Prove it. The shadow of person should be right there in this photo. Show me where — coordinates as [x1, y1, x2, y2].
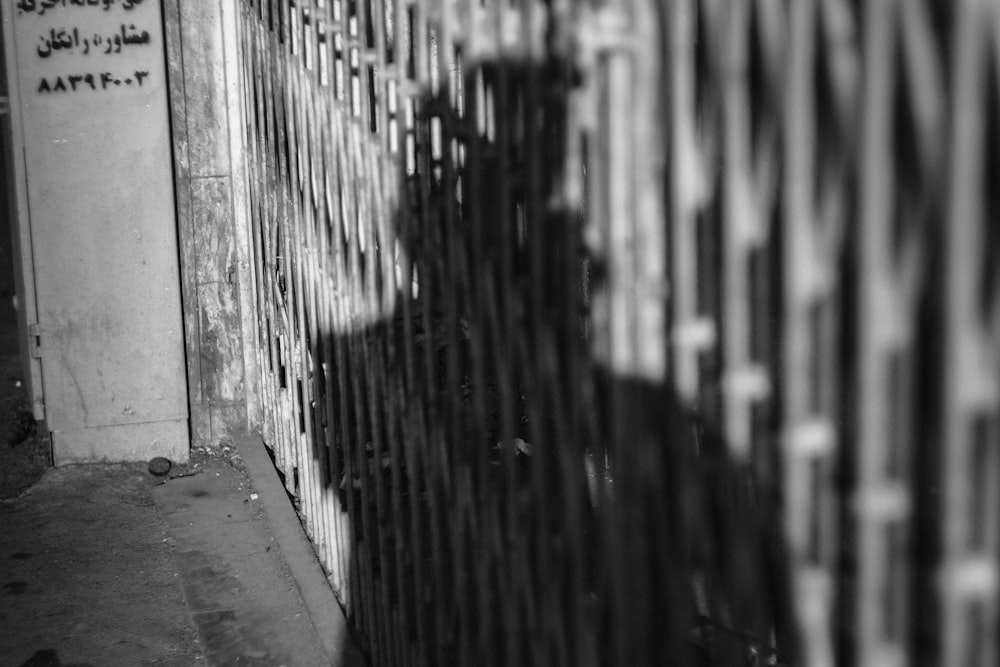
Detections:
[288, 44, 801, 667]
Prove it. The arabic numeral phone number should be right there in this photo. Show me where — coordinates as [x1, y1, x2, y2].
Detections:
[38, 70, 150, 93]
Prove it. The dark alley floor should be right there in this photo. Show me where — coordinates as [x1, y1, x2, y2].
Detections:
[0, 450, 363, 666]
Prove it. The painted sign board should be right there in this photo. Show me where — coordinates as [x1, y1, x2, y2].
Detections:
[2, 0, 188, 462]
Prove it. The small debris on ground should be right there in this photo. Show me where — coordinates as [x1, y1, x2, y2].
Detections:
[148, 457, 172, 477]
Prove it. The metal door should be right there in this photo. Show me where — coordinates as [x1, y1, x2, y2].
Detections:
[1, 1, 188, 463]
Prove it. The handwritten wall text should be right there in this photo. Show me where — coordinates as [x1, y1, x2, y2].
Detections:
[17, 0, 146, 16]
[37, 24, 151, 58]
[20, 0, 159, 94]
[37, 70, 150, 92]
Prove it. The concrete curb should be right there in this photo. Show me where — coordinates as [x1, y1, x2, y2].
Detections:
[234, 433, 368, 667]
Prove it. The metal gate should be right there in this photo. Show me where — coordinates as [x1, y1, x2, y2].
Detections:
[235, 1, 1000, 665]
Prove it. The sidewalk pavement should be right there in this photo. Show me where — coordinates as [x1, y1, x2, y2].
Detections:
[0, 438, 365, 667]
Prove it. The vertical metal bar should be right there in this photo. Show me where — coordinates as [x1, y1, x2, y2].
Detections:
[669, 0, 708, 409]
[942, 3, 1000, 666]
[782, 2, 838, 666]
[856, 0, 893, 662]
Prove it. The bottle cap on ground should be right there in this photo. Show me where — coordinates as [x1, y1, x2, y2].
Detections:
[148, 456, 172, 477]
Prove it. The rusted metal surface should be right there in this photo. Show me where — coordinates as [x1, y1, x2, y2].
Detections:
[235, 0, 1000, 665]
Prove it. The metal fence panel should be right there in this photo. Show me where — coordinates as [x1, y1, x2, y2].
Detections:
[235, 0, 1000, 665]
